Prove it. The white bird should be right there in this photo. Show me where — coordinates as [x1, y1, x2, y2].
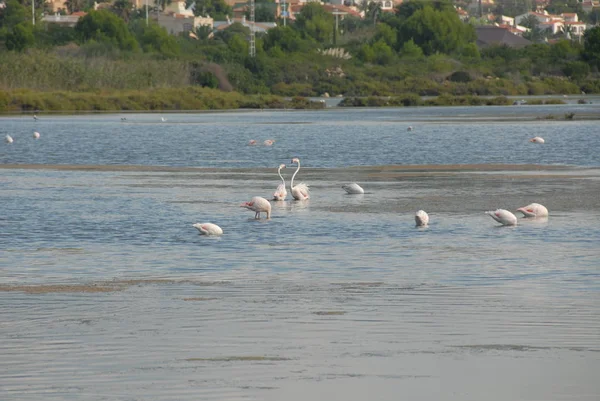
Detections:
[516, 203, 548, 218]
[530, 136, 545, 144]
[248, 139, 257, 146]
[263, 139, 275, 146]
[5, 134, 13, 144]
[407, 126, 413, 131]
[415, 210, 429, 227]
[33, 115, 37, 121]
[485, 209, 518, 226]
[33, 131, 40, 139]
[161, 117, 167, 122]
[273, 164, 287, 201]
[342, 183, 364, 194]
[193, 222, 223, 236]
[241, 196, 272, 219]
[290, 157, 310, 201]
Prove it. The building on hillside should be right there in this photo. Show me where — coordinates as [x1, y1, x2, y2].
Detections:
[156, 0, 213, 35]
[213, 15, 277, 33]
[580, 0, 599, 13]
[42, 11, 87, 27]
[475, 26, 532, 48]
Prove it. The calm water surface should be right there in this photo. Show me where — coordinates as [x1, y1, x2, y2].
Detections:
[1, 107, 599, 401]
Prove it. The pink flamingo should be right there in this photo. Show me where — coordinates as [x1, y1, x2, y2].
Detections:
[290, 157, 310, 201]
[273, 164, 287, 201]
[241, 196, 271, 219]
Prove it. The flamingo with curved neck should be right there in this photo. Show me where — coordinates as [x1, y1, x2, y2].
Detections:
[273, 164, 287, 201]
[290, 157, 310, 201]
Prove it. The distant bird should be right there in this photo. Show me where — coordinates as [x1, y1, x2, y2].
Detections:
[248, 139, 257, 146]
[516, 203, 548, 218]
[342, 183, 364, 194]
[415, 210, 429, 227]
[161, 117, 167, 122]
[193, 222, 223, 236]
[530, 136, 545, 144]
[33, 115, 37, 121]
[263, 139, 275, 146]
[241, 196, 272, 219]
[33, 131, 40, 139]
[273, 164, 287, 201]
[407, 126, 413, 131]
[485, 209, 518, 226]
[121, 117, 127, 121]
[5, 134, 13, 144]
[290, 157, 310, 201]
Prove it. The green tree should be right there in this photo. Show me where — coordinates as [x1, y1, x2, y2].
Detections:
[5, 22, 35, 51]
[0, 0, 30, 30]
[64, 0, 86, 13]
[137, 21, 180, 56]
[262, 25, 313, 52]
[373, 20, 396, 47]
[75, 10, 139, 51]
[294, 3, 334, 44]
[399, 38, 423, 58]
[396, 2, 476, 55]
[188, 0, 231, 20]
[581, 26, 600, 70]
[372, 39, 394, 64]
[111, 0, 133, 23]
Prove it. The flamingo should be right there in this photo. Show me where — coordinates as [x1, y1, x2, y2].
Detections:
[33, 131, 40, 139]
[530, 136, 545, 144]
[273, 164, 287, 201]
[241, 196, 271, 219]
[290, 157, 310, 201]
[485, 209, 517, 226]
[415, 210, 429, 227]
[342, 183, 364, 194]
[263, 139, 275, 146]
[516, 203, 548, 218]
[193, 222, 223, 236]
[5, 135, 13, 144]
[407, 126, 413, 131]
[33, 115, 37, 121]
[161, 117, 167, 122]
[248, 139, 257, 146]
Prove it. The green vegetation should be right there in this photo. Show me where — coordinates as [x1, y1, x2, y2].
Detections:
[0, 0, 599, 112]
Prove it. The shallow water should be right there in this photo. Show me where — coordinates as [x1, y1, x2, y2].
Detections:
[1, 108, 600, 401]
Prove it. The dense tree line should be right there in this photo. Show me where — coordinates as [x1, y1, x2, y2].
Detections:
[0, 0, 599, 97]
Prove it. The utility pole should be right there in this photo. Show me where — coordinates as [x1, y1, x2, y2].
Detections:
[249, 0, 256, 57]
[282, 0, 287, 27]
[146, 0, 149, 26]
[32, 0, 35, 25]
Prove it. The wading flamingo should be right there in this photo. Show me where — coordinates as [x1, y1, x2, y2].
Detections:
[516, 203, 548, 218]
[248, 139, 257, 146]
[241, 196, 272, 219]
[33, 131, 40, 139]
[342, 183, 364, 194]
[415, 210, 429, 227]
[193, 223, 223, 236]
[263, 139, 275, 146]
[530, 137, 545, 144]
[290, 157, 310, 201]
[485, 209, 518, 226]
[273, 164, 287, 201]
[6, 135, 13, 144]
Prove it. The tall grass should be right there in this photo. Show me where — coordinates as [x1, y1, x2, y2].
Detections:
[0, 50, 191, 91]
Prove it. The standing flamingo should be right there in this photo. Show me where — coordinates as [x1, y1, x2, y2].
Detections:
[415, 210, 429, 227]
[485, 209, 518, 226]
[241, 196, 272, 219]
[5, 135, 13, 144]
[516, 203, 548, 218]
[530, 137, 545, 144]
[273, 164, 287, 201]
[193, 223, 223, 236]
[33, 131, 40, 139]
[290, 157, 310, 201]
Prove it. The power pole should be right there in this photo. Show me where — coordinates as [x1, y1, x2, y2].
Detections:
[249, 0, 256, 57]
[146, 0, 149, 26]
[32, 0, 35, 25]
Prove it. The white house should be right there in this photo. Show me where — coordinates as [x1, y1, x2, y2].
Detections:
[156, 0, 213, 35]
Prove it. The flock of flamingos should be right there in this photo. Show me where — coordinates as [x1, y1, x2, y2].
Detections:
[191, 135, 550, 237]
[4, 123, 549, 237]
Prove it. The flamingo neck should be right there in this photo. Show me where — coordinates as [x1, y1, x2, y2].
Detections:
[291, 162, 300, 190]
[278, 168, 285, 186]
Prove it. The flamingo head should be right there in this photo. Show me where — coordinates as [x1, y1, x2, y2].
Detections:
[516, 207, 536, 217]
[240, 201, 254, 209]
[278, 163, 286, 170]
[291, 157, 300, 164]
[248, 140, 257, 145]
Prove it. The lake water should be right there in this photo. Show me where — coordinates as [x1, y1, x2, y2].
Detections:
[1, 106, 600, 401]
